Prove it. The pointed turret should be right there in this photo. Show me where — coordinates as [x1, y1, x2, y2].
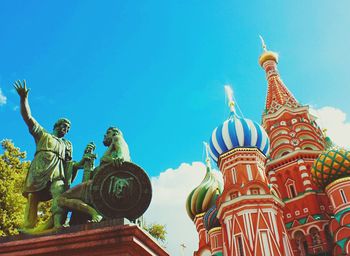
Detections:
[208, 85, 294, 256]
[259, 36, 300, 115]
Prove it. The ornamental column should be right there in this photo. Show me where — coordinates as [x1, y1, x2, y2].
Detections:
[298, 159, 313, 191]
[268, 169, 279, 189]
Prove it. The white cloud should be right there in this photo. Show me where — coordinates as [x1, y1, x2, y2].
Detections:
[0, 88, 7, 105]
[145, 162, 222, 256]
[310, 106, 350, 148]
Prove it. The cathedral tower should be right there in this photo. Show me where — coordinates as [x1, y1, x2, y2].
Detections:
[259, 38, 333, 255]
[209, 87, 294, 256]
[186, 146, 223, 256]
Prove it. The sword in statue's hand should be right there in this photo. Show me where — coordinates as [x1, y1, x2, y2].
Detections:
[82, 142, 97, 182]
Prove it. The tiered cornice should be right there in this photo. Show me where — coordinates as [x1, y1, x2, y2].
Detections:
[266, 112, 325, 160]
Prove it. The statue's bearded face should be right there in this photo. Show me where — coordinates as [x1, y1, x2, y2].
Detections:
[103, 128, 120, 146]
[55, 122, 70, 138]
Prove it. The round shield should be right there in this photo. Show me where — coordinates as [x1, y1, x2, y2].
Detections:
[90, 161, 152, 220]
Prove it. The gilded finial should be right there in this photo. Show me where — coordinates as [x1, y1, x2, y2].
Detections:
[322, 128, 328, 136]
[258, 36, 279, 66]
[322, 128, 336, 150]
[203, 141, 212, 170]
[259, 35, 267, 52]
[224, 85, 235, 114]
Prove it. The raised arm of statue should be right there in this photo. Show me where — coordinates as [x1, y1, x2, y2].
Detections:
[14, 80, 38, 134]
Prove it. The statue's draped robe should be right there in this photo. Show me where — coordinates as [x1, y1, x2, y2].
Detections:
[23, 120, 72, 201]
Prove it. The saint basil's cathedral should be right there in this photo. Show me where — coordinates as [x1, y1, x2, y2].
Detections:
[186, 41, 350, 256]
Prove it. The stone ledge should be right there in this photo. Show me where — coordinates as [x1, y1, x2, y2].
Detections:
[0, 219, 169, 256]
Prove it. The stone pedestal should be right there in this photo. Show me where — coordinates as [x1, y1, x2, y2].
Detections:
[0, 219, 169, 256]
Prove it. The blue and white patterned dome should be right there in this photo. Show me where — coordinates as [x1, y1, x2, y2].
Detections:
[209, 113, 270, 162]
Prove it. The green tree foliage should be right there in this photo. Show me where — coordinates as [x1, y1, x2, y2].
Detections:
[0, 140, 51, 236]
[0, 140, 29, 236]
[144, 222, 167, 243]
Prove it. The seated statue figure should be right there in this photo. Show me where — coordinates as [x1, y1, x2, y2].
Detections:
[58, 126, 131, 223]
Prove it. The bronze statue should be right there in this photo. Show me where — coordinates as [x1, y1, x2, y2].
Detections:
[15, 80, 152, 233]
[58, 127, 152, 225]
[58, 127, 131, 223]
[14, 80, 84, 231]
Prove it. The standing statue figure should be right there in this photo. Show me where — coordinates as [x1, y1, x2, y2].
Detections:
[14, 80, 82, 231]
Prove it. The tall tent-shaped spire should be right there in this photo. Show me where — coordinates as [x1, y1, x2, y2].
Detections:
[258, 36, 300, 115]
[259, 38, 333, 255]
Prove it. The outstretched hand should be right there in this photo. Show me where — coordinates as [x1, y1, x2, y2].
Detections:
[14, 80, 29, 99]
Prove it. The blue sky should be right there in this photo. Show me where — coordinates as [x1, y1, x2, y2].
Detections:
[1, 1, 350, 254]
[1, 1, 349, 177]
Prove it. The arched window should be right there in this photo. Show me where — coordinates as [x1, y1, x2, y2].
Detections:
[289, 185, 297, 197]
[285, 179, 297, 198]
[238, 236, 244, 256]
[302, 144, 321, 150]
[299, 135, 315, 141]
[232, 168, 237, 184]
[274, 138, 289, 148]
[294, 231, 308, 256]
[324, 224, 333, 246]
[340, 189, 347, 203]
[310, 227, 321, 246]
[295, 125, 312, 132]
[281, 151, 290, 156]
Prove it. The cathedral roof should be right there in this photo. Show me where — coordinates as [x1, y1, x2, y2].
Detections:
[311, 147, 350, 190]
[203, 205, 220, 231]
[208, 86, 270, 163]
[186, 145, 223, 221]
[259, 37, 300, 115]
[209, 113, 270, 162]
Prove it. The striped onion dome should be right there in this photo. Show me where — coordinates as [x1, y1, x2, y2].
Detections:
[311, 147, 350, 190]
[186, 165, 223, 221]
[209, 112, 270, 162]
[203, 205, 220, 231]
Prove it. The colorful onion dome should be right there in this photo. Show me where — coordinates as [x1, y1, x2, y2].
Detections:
[203, 205, 220, 231]
[209, 112, 270, 162]
[186, 162, 223, 221]
[311, 148, 350, 190]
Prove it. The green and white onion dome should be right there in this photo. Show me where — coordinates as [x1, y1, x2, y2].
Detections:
[186, 164, 223, 221]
